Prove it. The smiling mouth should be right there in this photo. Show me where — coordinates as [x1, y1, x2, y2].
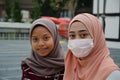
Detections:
[38, 48, 47, 54]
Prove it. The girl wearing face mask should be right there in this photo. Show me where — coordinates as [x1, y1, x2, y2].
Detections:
[21, 18, 64, 80]
[63, 13, 120, 80]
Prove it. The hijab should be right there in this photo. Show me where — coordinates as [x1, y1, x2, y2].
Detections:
[63, 13, 119, 80]
[22, 18, 64, 76]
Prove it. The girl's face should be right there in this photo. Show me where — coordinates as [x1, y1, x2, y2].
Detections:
[31, 26, 54, 57]
[69, 21, 91, 40]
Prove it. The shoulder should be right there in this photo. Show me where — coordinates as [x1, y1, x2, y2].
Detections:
[21, 64, 44, 80]
[106, 70, 120, 80]
[21, 64, 33, 80]
[21, 64, 64, 80]
[21, 63, 29, 70]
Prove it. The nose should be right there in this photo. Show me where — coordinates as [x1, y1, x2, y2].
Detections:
[76, 35, 80, 39]
[38, 40, 44, 47]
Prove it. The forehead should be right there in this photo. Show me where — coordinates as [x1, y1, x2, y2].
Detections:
[32, 26, 51, 35]
[69, 21, 88, 31]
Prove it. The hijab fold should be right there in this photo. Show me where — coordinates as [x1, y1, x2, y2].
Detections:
[22, 18, 64, 76]
[63, 13, 119, 80]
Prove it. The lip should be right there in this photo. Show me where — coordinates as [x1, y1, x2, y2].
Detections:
[37, 48, 47, 54]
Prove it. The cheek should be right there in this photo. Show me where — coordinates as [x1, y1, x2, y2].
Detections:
[48, 39, 54, 51]
[49, 41, 54, 49]
[87, 36, 92, 39]
[31, 42, 37, 51]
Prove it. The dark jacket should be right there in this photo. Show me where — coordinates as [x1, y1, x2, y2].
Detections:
[21, 64, 64, 80]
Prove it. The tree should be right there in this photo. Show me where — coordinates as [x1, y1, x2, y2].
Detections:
[69, 0, 78, 18]
[30, 0, 69, 21]
[4, 0, 12, 21]
[30, 0, 42, 21]
[74, 0, 93, 15]
[40, 0, 64, 17]
[41, 0, 70, 17]
[41, 0, 56, 17]
[11, 0, 22, 22]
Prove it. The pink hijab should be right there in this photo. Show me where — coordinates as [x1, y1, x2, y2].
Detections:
[63, 13, 119, 80]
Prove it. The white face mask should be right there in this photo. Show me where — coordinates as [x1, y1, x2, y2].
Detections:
[68, 39, 94, 58]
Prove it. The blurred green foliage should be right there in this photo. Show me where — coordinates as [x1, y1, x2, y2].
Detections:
[4, 0, 22, 22]
[4, 0, 92, 22]
[30, 0, 70, 21]
[12, 0, 22, 22]
[4, 0, 12, 21]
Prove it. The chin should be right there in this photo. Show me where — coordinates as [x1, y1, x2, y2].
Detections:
[40, 53, 48, 57]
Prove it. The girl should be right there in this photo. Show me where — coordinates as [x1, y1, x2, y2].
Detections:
[21, 18, 64, 80]
[63, 13, 120, 80]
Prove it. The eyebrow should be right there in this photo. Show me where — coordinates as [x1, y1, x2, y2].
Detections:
[69, 31, 75, 34]
[69, 30, 88, 33]
[78, 30, 88, 32]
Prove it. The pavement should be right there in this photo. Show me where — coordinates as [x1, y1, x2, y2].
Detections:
[0, 40, 120, 80]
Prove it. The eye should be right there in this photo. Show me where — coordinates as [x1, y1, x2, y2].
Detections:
[69, 34, 76, 39]
[79, 33, 90, 39]
[32, 37, 38, 42]
[43, 36, 50, 41]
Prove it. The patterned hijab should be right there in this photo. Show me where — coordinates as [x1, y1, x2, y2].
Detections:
[63, 13, 119, 80]
[22, 18, 64, 76]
